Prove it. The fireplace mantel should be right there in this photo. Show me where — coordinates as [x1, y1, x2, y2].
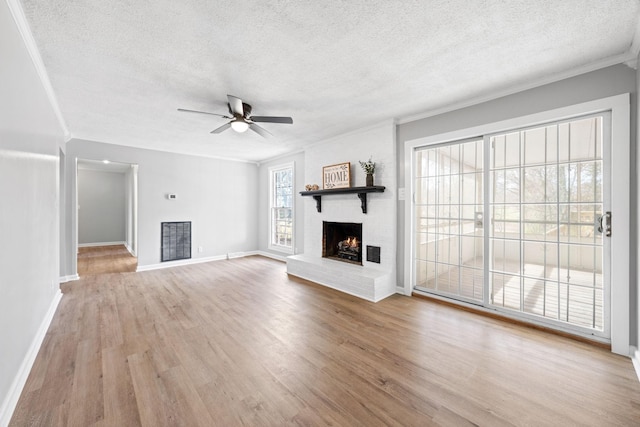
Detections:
[300, 186, 385, 214]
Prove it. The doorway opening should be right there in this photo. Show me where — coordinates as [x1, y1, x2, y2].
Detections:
[76, 159, 138, 275]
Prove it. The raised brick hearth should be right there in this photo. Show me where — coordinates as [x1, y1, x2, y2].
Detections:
[286, 123, 397, 302]
[287, 254, 395, 302]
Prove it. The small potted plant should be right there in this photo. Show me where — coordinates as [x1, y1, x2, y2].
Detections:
[359, 157, 376, 187]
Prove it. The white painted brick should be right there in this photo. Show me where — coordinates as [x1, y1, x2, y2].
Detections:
[287, 123, 397, 302]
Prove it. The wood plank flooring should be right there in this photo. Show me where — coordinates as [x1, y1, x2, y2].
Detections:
[77, 245, 137, 276]
[10, 252, 640, 426]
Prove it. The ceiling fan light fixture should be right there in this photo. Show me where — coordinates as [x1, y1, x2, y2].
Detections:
[178, 95, 292, 138]
[231, 118, 249, 133]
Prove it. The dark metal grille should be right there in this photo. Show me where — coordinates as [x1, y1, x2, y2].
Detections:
[367, 245, 381, 263]
[161, 221, 191, 262]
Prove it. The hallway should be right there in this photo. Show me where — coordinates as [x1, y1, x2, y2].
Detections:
[77, 245, 137, 276]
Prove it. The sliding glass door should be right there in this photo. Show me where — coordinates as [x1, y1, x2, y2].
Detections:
[414, 139, 484, 303]
[412, 114, 610, 338]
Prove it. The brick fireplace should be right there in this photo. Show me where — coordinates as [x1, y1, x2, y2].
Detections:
[285, 123, 398, 302]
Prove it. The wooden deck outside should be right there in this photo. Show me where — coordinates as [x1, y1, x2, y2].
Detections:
[419, 257, 603, 330]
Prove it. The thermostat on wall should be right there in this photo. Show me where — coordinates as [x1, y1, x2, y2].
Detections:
[166, 194, 177, 200]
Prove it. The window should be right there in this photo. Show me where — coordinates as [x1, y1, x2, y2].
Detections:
[269, 163, 294, 252]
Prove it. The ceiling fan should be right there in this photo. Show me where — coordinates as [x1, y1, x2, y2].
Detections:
[178, 94, 293, 138]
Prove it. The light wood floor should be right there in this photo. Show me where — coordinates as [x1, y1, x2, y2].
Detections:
[10, 252, 640, 426]
[77, 245, 137, 276]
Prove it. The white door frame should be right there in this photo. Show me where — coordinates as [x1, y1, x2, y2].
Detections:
[74, 158, 139, 274]
[404, 93, 630, 356]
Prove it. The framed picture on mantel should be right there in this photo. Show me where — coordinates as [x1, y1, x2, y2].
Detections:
[323, 162, 351, 189]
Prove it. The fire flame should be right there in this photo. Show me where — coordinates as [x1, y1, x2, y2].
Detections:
[345, 236, 358, 247]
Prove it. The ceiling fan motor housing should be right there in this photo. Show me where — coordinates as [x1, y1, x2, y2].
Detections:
[228, 102, 252, 118]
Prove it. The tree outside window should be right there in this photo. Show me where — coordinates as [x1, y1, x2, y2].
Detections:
[270, 164, 294, 252]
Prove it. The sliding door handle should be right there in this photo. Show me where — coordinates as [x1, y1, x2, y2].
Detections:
[597, 212, 611, 237]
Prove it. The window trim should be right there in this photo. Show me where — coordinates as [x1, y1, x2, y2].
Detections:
[404, 94, 630, 355]
[268, 162, 295, 254]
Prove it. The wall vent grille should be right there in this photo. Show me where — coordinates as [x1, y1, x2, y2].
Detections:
[161, 221, 191, 262]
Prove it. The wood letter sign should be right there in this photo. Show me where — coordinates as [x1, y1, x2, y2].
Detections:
[323, 162, 351, 189]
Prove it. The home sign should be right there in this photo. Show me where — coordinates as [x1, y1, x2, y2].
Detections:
[323, 162, 351, 189]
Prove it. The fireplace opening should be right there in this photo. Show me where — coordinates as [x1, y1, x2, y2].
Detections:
[323, 221, 363, 265]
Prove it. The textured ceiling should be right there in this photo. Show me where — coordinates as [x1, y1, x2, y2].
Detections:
[20, 0, 640, 162]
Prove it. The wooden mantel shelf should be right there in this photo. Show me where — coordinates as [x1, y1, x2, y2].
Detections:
[299, 186, 386, 214]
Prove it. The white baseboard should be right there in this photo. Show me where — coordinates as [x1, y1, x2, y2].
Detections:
[124, 243, 136, 257]
[395, 286, 405, 295]
[254, 251, 287, 262]
[0, 290, 62, 427]
[631, 346, 640, 382]
[78, 241, 125, 248]
[227, 251, 256, 259]
[137, 255, 227, 272]
[135, 250, 286, 273]
[59, 274, 79, 283]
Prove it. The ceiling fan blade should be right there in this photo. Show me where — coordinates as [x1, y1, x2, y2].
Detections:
[177, 108, 230, 118]
[250, 116, 293, 124]
[210, 123, 231, 134]
[227, 95, 244, 116]
[249, 123, 273, 139]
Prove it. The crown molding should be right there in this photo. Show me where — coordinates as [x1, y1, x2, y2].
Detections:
[6, 0, 70, 138]
[303, 119, 396, 152]
[623, 56, 638, 69]
[258, 119, 397, 165]
[624, 14, 640, 69]
[256, 148, 305, 166]
[69, 136, 261, 165]
[397, 52, 636, 125]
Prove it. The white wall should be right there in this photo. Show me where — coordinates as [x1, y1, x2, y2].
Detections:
[257, 152, 305, 259]
[0, 0, 66, 423]
[64, 139, 259, 273]
[78, 169, 126, 245]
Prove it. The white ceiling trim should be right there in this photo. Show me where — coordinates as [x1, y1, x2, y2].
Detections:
[302, 119, 397, 152]
[397, 51, 636, 126]
[626, 15, 640, 68]
[70, 137, 260, 166]
[77, 158, 131, 173]
[256, 148, 305, 167]
[258, 118, 397, 166]
[6, 0, 70, 141]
